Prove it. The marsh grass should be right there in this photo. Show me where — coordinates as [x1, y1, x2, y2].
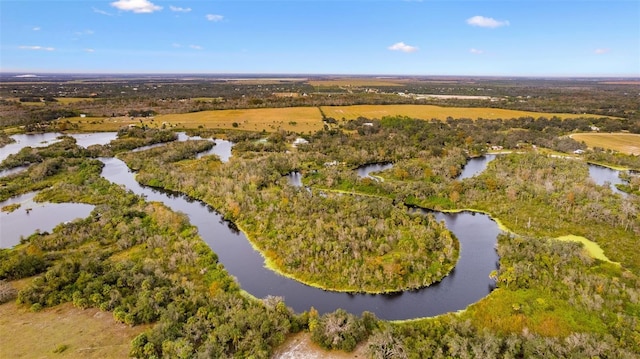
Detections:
[555, 235, 618, 264]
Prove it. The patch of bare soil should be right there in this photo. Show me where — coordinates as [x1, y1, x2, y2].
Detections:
[271, 332, 368, 359]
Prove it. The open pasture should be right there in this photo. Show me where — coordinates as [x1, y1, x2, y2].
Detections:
[64, 106, 324, 132]
[0, 300, 146, 358]
[156, 107, 324, 132]
[321, 104, 606, 121]
[571, 133, 640, 155]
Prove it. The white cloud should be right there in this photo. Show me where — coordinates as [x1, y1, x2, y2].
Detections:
[466, 15, 509, 28]
[32, 27, 41, 31]
[93, 7, 114, 16]
[170, 5, 191, 13]
[189, 45, 203, 50]
[469, 48, 484, 54]
[85, 48, 95, 53]
[594, 48, 610, 54]
[206, 14, 224, 22]
[75, 30, 95, 36]
[388, 42, 418, 53]
[19, 45, 55, 51]
[111, 0, 162, 13]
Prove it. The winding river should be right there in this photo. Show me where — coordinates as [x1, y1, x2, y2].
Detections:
[2, 133, 631, 319]
[99, 157, 500, 320]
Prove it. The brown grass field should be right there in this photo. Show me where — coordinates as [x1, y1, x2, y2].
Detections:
[0, 300, 146, 358]
[571, 133, 640, 155]
[320, 104, 603, 121]
[65, 107, 325, 133]
[64, 104, 611, 133]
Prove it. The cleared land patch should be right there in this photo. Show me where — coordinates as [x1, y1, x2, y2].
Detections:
[272, 332, 365, 359]
[0, 300, 146, 358]
[571, 133, 640, 155]
[321, 104, 607, 121]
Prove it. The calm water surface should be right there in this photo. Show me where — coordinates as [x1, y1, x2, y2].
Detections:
[0, 192, 94, 248]
[588, 164, 628, 196]
[357, 163, 393, 180]
[131, 132, 233, 162]
[458, 155, 497, 179]
[100, 157, 500, 319]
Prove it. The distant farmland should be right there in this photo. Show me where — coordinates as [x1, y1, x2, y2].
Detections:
[320, 104, 607, 121]
[66, 104, 612, 133]
[571, 133, 640, 155]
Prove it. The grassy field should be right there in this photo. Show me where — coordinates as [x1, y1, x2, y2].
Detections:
[0, 300, 146, 358]
[571, 133, 640, 155]
[63, 104, 611, 133]
[320, 104, 605, 121]
[65, 107, 325, 133]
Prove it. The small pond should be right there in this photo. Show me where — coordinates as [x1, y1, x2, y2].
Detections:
[286, 171, 303, 187]
[588, 164, 628, 197]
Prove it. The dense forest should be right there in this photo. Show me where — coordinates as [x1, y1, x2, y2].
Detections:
[1, 78, 639, 357]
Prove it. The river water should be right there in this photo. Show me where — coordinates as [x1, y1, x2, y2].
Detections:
[2, 133, 629, 319]
[99, 157, 500, 319]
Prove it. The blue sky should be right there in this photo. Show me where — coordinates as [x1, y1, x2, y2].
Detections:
[1, 0, 638, 76]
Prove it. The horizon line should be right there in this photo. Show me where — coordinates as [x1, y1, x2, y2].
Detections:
[1, 71, 638, 79]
